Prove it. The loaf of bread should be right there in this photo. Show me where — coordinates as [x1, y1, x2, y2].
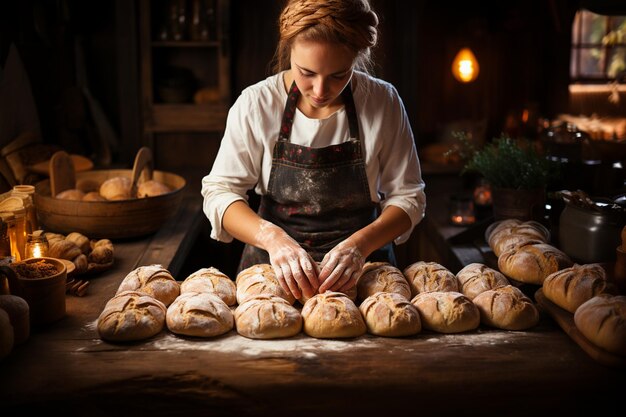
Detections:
[456, 263, 510, 300]
[410, 291, 480, 333]
[301, 291, 366, 338]
[181, 267, 237, 306]
[55, 189, 85, 201]
[473, 285, 539, 330]
[82, 191, 107, 201]
[48, 239, 82, 261]
[88, 239, 114, 264]
[97, 290, 167, 342]
[543, 264, 612, 313]
[117, 264, 180, 307]
[0, 309, 13, 360]
[72, 253, 88, 274]
[403, 261, 459, 297]
[298, 285, 357, 305]
[234, 294, 302, 339]
[0, 295, 29, 344]
[65, 232, 90, 254]
[357, 264, 411, 303]
[166, 292, 234, 337]
[498, 241, 573, 285]
[137, 180, 171, 198]
[488, 220, 550, 257]
[359, 292, 421, 337]
[236, 263, 295, 305]
[574, 294, 626, 356]
[100, 176, 132, 200]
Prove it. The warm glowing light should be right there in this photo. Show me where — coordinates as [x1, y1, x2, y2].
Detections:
[24, 232, 49, 259]
[452, 48, 480, 83]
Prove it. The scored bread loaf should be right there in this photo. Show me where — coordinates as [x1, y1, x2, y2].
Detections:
[574, 294, 626, 356]
[410, 291, 480, 333]
[498, 241, 573, 285]
[488, 221, 550, 257]
[117, 264, 180, 307]
[97, 290, 167, 342]
[456, 263, 510, 300]
[356, 264, 411, 303]
[236, 263, 295, 305]
[473, 285, 539, 330]
[0, 295, 29, 344]
[301, 291, 366, 338]
[543, 264, 613, 313]
[166, 292, 234, 337]
[359, 292, 421, 337]
[234, 294, 302, 339]
[403, 261, 459, 297]
[180, 267, 237, 306]
[298, 285, 357, 305]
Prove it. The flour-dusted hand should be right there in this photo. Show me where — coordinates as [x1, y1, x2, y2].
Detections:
[318, 239, 365, 293]
[257, 220, 320, 299]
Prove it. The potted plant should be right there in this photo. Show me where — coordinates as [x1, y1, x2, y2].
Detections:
[456, 133, 557, 221]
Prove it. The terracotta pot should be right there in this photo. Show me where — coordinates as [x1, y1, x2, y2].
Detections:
[0, 257, 67, 326]
[491, 187, 546, 222]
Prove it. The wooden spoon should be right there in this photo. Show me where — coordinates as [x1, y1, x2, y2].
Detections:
[130, 147, 154, 198]
[49, 151, 76, 197]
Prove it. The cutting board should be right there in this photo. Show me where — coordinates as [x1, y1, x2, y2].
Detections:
[49, 151, 76, 197]
[535, 289, 626, 368]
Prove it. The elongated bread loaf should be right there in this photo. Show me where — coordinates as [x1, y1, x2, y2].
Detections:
[473, 285, 539, 330]
[403, 261, 459, 297]
[574, 294, 626, 355]
[301, 292, 366, 338]
[234, 294, 302, 339]
[97, 290, 166, 342]
[488, 221, 550, 257]
[410, 291, 479, 333]
[357, 264, 411, 303]
[456, 263, 510, 300]
[181, 267, 237, 306]
[117, 264, 180, 307]
[543, 264, 612, 313]
[166, 292, 233, 337]
[498, 242, 573, 285]
[236, 263, 295, 305]
[359, 292, 421, 337]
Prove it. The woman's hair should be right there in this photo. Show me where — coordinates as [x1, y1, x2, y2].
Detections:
[272, 0, 379, 74]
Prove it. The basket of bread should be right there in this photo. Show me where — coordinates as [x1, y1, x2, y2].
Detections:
[33, 147, 185, 239]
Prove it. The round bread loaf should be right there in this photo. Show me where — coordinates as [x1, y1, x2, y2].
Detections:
[138, 180, 171, 198]
[0, 308, 14, 360]
[117, 264, 180, 307]
[181, 267, 237, 306]
[498, 241, 573, 285]
[55, 188, 85, 201]
[361, 261, 391, 275]
[236, 263, 295, 305]
[82, 191, 106, 201]
[456, 263, 510, 300]
[100, 176, 132, 200]
[574, 294, 626, 355]
[359, 292, 421, 337]
[410, 291, 480, 333]
[97, 290, 167, 342]
[301, 291, 366, 338]
[473, 285, 539, 330]
[234, 294, 302, 339]
[166, 292, 234, 337]
[298, 285, 357, 305]
[357, 264, 411, 303]
[542, 264, 612, 313]
[488, 221, 550, 257]
[403, 261, 459, 297]
[0, 295, 29, 344]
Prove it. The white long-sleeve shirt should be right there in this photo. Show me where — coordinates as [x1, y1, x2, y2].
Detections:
[202, 70, 426, 244]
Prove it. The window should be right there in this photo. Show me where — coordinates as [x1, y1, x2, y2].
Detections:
[570, 9, 626, 83]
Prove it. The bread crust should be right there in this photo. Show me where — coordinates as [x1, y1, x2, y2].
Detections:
[574, 294, 626, 355]
[181, 267, 237, 306]
[543, 264, 612, 313]
[357, 264, 411, 303]
[234, 294, 302, 339]
[301, 292, 366, 338]
[456, 263, 510, 300]
[166, 292, 233, 337]
[410, 291, 480, 333]
[498, 242, 573, 285]
[359, 292, 421, 337]
[403, 261, 459, 297]
[117, 264, 180, 307]
[473, 285, 539, 330]
[97, 290, 166, 342]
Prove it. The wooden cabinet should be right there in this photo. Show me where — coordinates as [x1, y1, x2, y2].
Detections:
[138, 0, 230, 184]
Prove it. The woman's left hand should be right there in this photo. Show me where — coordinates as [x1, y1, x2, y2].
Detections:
[318, 239, 365, 293]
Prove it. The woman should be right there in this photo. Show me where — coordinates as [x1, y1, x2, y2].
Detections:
[202, 0, 426, 301]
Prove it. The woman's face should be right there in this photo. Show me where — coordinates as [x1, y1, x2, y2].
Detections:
[290, 38, 356, 114]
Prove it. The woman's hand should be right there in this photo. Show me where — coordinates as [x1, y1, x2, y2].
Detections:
[318, 239, 365, 293]
[258, 221, 320, 299]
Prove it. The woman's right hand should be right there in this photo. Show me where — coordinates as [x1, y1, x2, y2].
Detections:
[258, 221, 320, 300]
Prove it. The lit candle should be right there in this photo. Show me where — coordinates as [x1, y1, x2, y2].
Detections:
[449, 195, 476, 226]
[25, 232, 49, 259]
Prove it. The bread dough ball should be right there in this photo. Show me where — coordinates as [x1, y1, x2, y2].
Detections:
[403, 261, 459, 297]
[181, 267, 236, 306]
[235, 294, 302, 339]
[137, 180, 171, 198]
[166, 292, 234, 337]
[473, 285, 539, 330]
[56, 189, 85, 201]
[100, 176, 132, 200]
[359, 292, 421, 337]
[82, 191, 106, 202]
[411, 291, 480, 333]
[0, 295, 28, 344]
[97, 290, 167, 342]
[456, 263, 510, 300]
[301, 291, 366, 338]
[117, 264, 180, 307]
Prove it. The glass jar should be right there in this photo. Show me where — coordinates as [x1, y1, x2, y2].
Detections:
[25, 232, 49, 259]
[12, 185, 38, 234]
[12, 207, 27, 262]
[0, 212, 19, 261]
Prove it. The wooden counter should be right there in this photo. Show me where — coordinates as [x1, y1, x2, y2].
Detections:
[1, 190, 625, 417]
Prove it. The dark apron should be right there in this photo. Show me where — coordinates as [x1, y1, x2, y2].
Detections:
[238, 81, 394, 272]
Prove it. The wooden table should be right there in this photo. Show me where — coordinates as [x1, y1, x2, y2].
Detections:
[1, 193, 625, 417]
